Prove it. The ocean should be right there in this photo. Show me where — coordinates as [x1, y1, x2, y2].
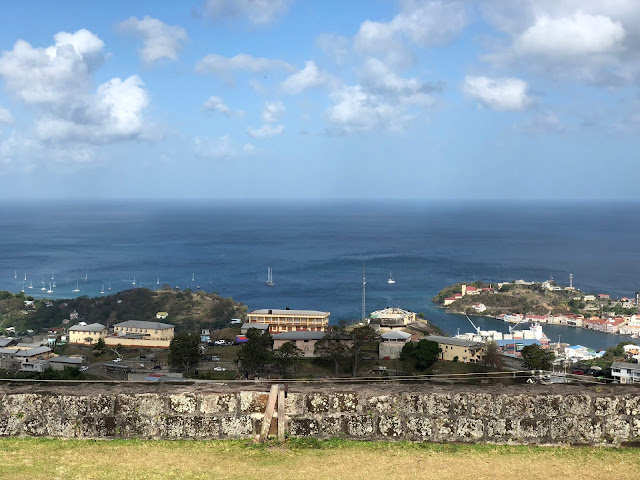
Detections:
[1, 200, 639, 351]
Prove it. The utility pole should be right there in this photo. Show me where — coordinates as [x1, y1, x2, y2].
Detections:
[361, 259, 366, 323]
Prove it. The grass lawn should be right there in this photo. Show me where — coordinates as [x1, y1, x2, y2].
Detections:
[0, 438, 637, 480]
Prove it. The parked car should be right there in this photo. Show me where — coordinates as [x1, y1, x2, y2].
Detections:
[210, 355, 220, 361]
[213, 366, 226, 371]
[112, 358, 122, 363]
[79, 366, 88, 372]
[229, 319, 242, 324]
[214, 339, 226, 346]
[152, 365, 162, 371]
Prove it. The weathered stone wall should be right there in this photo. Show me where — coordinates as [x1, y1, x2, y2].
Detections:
[0, 382, 639, 445]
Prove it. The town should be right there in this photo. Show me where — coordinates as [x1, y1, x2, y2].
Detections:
[1, 283, 639, 386]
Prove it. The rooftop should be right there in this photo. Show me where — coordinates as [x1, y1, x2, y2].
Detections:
[249, 309, 330, 317]
[49, 356, 83, 364]
[241, 323, 269, 331]
[427, 335, 484, 348]
[381, 331, 412, 341]
[114, 320, 174, 330]
[273, 331, 326, 341]
[68, 323, 106, 333]
[13, 346, 52, 357]
[611, 361, 640, 371]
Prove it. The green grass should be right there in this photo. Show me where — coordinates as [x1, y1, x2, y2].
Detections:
[0, 437, 638, 480]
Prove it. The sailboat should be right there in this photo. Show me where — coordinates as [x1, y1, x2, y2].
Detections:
[84, 273, 88, 281]
[52, 272, 56, 287]
[100, 284, 105, 294]
[24, 272, 27, 282]
[28, 281, 33, 289]
[21, 283, 25, 293]
[14, 270, 17, 279]
[41, 278, 46, 291]
[72, 282, 80, 293]
[47, 283, 53, 294]
[387, 271, 396, 284]
[157, 277, 159, 285]
[265, 267, 275, 287]
[108, 281, 112, 291]
[192, 273, 195, 282]
[132, 275, 136, 286]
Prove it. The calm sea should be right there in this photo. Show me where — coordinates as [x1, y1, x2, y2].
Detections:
[1, 200, 639, 350]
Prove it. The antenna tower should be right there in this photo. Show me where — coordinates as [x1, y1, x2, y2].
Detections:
[569, 273, 573, 288]
[362, 260, 366, 322]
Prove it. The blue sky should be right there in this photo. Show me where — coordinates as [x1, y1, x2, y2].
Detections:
[0, 0, 639, 201]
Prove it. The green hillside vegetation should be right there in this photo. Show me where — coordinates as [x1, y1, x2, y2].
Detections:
[433, 283, 577, 316]
[0, 288, 247, 335]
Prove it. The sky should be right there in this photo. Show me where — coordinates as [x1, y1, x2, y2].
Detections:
[0, 0, 639, 201]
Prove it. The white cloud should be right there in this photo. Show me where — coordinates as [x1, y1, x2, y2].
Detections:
[326, 83, 432, 134]
[194, 134, 256, 160]
[0, 29, 104, 105]
[195, 53, 293, 82]
[514, 12, 624, 58]
[281, 60, 336, 94]
[461, 75, 532, 111]
[202, 96, 231, 115]
[0, 105, 13, 124]
[358, 57, 441, 96]
[0, 30, 152, 158]
[34, 75, 150, 143]
[355, 0, 468, 54]
[262, 101, 285, 123]
[202, 0, 293, 25]
[118, 16, 187, 65]
[480, 1, 640, 86]
[247, 124, 285, 138]
[316, 33, 350, 64]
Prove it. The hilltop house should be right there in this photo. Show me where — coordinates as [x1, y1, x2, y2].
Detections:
[106, 320, 175, 348]
[68, 323, 107, 345]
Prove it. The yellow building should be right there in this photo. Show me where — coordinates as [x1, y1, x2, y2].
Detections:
[427, 335, 485, 364]
[68, 323, 107, 345]
[107, 320, 175, 348]
[247, 309, 330, 333]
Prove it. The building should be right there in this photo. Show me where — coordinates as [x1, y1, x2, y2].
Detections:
[246, 309, 329, 333]
[272, 331, 327, 357]
[368, 308, 417, 328]
[240, 323, 270, 335]
[13, 346, 53, 363]
[495, 338, 542, 355]
[107, 320, 175, 348]
[68, 323, 107, 345]
[378, 331, 412, 360]
[611, 361, 640, 384]
[426, 335, 484, 363]
[156, 312, 169, 319]
[49, 356, 84, 371]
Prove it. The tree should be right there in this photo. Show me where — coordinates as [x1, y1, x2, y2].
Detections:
[273, 341, 303, 378]
[236, 328, 273, 377]
[93, 337, 105, 351]
[349, 325, 380, 377]
[400, 339, 441, 370]
[314, 325, 349, 376]
[521, 344, 555, 370]
[168, 332, 201, 372]
[483, 341, 503, 369]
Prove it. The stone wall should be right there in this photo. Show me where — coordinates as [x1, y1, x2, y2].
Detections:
[0, 382, 639, 445]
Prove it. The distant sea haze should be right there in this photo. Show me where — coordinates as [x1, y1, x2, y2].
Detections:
[1, 200, 639, 350]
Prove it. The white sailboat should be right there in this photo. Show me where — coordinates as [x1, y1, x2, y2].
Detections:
[108, 281, 112, 291]
[47, 283, 53, 294]
[72, 282, 80, 293]
[28, 280, 33, 289]
[41, 278, 46, 291]
[157, 277, 159, 285]
[387, 271, 396, 284]
[14, 270, 17, 279]
[132, 275, 136, 286]
[265, 267, 275, 287]
[21, 283, 25, 293]
[192, 273, 195, 282]
[84, 273, 88, 281]
[24, 272, 27, 282]
[100, 284, 105, 294]
[52, 272, 56, 287]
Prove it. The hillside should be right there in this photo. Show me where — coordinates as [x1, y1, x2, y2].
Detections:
[0, 288, 247, 335]
[432, 282, 573, 316]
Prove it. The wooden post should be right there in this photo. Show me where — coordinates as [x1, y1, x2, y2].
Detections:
[277, 387, 285, 442]
[258, 384, 280, 442]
